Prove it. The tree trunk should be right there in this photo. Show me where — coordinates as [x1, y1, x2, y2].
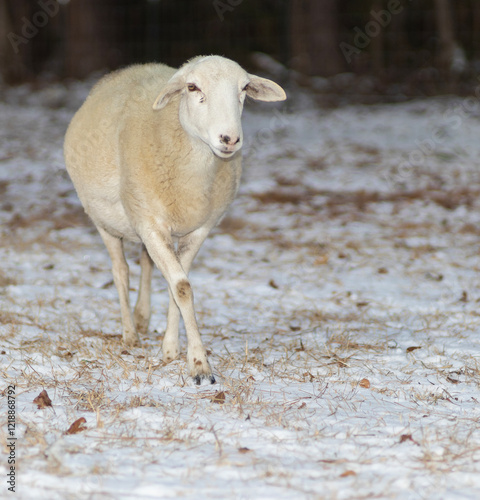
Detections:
[64, 0, 117, 79]
[388, 4, 408, 77]
[370, 0, 384, 76]
[289, 0, 344, 77]
[0, 0, 11, 81]
[472, 1, 480, 63]
[289, 0, 309, 75]
[434, 0, 462, 76]
[0, 0, 35, 83]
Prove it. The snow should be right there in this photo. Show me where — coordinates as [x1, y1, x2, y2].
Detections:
[1, 80, 480, 499]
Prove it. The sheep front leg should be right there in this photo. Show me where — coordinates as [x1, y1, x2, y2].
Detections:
[97, 226, 140, 347]
[140, 225, 214, 384]
[163, 227, 211, 368]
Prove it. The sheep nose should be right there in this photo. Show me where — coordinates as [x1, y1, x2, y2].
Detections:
[220, 134, 240, 146]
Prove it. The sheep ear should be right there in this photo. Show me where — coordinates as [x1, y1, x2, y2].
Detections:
[152, 78, 183, 110]
[246, 75, 287, 102]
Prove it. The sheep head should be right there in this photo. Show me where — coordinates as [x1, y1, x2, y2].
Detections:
[152, 55, 286, 159]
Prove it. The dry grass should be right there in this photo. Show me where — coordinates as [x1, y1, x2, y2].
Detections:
[1, 150, 480, 498]
[2, 283, 479, 495]
[3, 90, 480, 498]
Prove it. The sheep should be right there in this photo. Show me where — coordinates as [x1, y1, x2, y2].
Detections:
[64, 55, 286, 384]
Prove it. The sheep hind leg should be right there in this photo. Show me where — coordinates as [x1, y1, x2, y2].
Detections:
[133, 244, 153, 335]
[163, 287, 180, 364]
[97, 226, 140, 347]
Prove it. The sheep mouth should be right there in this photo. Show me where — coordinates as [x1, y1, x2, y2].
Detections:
[214, 147, 238, 158]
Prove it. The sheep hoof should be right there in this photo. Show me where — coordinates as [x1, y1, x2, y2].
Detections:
[189, 351, 214, 385]
[194, 374, 216, 386]
[123, 333, 141, 347]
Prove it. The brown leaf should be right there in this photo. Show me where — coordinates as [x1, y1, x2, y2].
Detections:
[33, 390, 52, 409]
[356, 301, 369, 308]
[238, 447, 251, 454]
[66, 417, 87, 435]
[268, 279, 279, 289]
[340, 470, 356, 478]
[359, 378, 370, 388]
[399, 434, 419, 445]
[426, 272, 443, 282]
[211, 391, 226, 404]
[406, 346, 422, 353]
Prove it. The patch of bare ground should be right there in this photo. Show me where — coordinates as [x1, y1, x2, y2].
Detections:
[218, 215, 321, 249]
[251, 186, 480, 213]
[0, 269, 16, 287]
[0, 202, 92, 252]
[0, 180, 8, 196]
[6, 202, 89, 231]
[458, 223, 480, 236]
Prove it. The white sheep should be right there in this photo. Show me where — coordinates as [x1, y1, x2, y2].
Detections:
[64, 55, 286, 384]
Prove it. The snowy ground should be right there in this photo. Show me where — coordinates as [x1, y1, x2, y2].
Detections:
[1, 78, 480, 499]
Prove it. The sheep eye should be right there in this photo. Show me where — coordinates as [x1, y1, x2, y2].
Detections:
[242, 83, 249, 92]
[187, 84, 199, 92]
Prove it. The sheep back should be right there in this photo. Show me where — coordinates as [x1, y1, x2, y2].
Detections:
[64, 63, 242, 241]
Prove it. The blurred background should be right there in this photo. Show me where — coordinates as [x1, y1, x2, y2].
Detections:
[0, 0, 479, 102]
